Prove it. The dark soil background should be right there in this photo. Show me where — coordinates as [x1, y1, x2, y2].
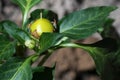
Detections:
[0, 0, 120, 80]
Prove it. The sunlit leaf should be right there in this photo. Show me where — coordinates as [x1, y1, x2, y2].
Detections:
[59, 6, 117, 40]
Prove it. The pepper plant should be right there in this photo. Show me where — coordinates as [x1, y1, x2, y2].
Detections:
[0, 0, 119, 80]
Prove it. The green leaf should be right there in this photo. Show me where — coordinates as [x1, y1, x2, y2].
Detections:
[83, 47, 120, 80]
[0, 22, 10, 38]
[78, 38, 119, 80]
[0, 57, 32, 80]
[0, 34, 8, 41]
[32, 66, 55, 80]
[32, 66, 44, 73]
[11, 0, 42, 29]
[100, 52, 120, 80]
[11, 0, 42, 15]
[114, 49, 120, 67]
[0, 34, 16, 61]
[38, 33, 63, 54]
[1, 21, 32, 44]
[59, 6, 117, 40]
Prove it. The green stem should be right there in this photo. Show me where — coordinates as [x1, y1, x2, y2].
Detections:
[22, 11, 28, 29]
[55, 37, 68, 46]
[59, 43, 92, 52]
[60, 43, 96, 55]
[38, 51, 52, 66]
[26, 54, 38, 63]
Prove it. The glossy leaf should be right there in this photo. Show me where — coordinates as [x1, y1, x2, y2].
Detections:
[11, 0, 42, 15]
[1, 21, 32, 44]
[59, 6, 117, 40]
[32, 66, 55, 80]
[38, 33, 63, 54]
[0, 34, 16, 61]
[0, 57, 32, 80]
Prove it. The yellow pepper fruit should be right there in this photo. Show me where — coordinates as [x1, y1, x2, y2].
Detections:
[30, 18, 54, 38]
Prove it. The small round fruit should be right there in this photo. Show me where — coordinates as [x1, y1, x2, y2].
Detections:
[30, 18, 54, 38]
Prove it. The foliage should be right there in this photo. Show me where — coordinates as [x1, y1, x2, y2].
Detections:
[0, 0, 119, 80]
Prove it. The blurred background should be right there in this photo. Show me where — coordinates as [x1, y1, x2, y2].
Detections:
[0, 0, 120, 80]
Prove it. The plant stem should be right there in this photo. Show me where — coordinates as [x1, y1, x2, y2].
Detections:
[26, 54, 38, 63]
[55, 37, 68, 46]
[38, 51, 52, 66]
[59, 43, 91, 51]
[22, 11, 28, 29]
